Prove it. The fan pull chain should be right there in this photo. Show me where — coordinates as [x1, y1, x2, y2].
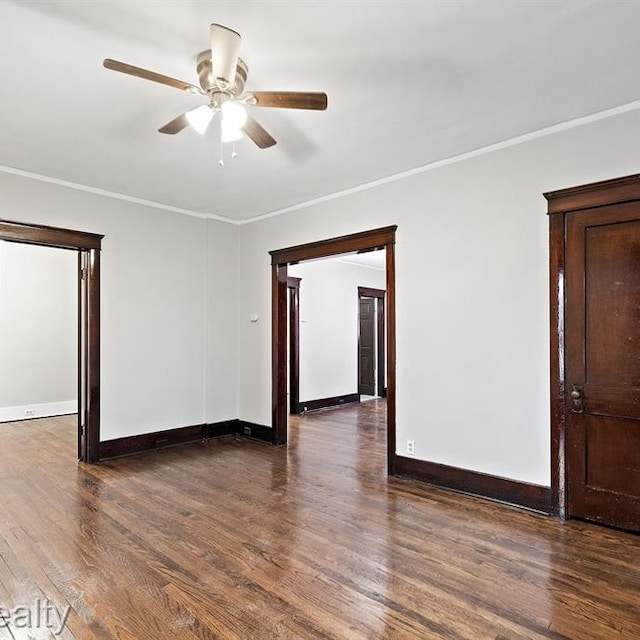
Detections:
[218, 117, 224, 167]
[218, 125, 224, 167]
[232, 141, 237, 159]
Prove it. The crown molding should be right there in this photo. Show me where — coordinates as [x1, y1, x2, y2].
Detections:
[238, 97, 640, 225]
[3, 97, 640, 228]
[0, 164, 239, 225]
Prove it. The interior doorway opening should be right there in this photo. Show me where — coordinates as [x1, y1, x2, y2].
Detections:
[287, 252, 385, 414]
[270, 225, 397, 473]
[358, 286, 386, 400]
[0, 242, 77, 427]
[0, 219, 103, 462]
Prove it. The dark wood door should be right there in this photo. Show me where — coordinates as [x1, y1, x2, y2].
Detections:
[566, 201, 640, 530]
[78, 251, 88, 461]
[358, 297, 375, 395]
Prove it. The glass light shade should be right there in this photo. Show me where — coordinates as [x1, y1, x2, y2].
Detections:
[221, 101, 247, 129]
[220, 102, 247, 142]
[186, 105, 213, 134]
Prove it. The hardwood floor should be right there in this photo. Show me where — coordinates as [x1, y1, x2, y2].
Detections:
[1, 403, 639, 639]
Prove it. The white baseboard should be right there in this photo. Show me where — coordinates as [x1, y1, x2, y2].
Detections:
[0, 400, 77, 423]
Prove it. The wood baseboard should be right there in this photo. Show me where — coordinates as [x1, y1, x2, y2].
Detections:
[298, 393, 360, 413]
[393, 455, 552, 514]
[100, 419, 272, 460]
[205, 420, 239, 439]
[99, 423, 549, 515]
[100, 424, 205, 460]
[237, 420, 273, 443]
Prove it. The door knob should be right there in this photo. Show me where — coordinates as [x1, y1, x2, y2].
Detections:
[570, 384, 584, 413]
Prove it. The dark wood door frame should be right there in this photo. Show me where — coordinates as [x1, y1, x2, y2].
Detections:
[358, 286, 386, 398]
[270, 225, 397, 473]
[0, 219, 103, 463]
[287, 276, 301, 414]
[545, 173, 640, 518]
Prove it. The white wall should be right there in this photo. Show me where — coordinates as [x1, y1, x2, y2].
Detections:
[239, 107, 640, 487]
[206, 218, 240, 422]
[0, 241, 77, 421]
[0, 171, 239, 441]
[4, 105, 640, 485]
[289, 258, 385, 401]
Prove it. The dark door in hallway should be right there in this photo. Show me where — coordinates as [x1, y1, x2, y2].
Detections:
[358, 297, 375, 395]
[566, 201, 640, 530]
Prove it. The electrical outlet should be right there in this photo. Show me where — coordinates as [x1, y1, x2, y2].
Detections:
[406, 440, 415, 455]
[243, 426, 252, 435]
[24, 409, 34, 417]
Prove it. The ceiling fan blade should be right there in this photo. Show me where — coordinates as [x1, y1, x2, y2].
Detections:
[242, 115, 277, 149]
[247, 91, 328, 110]
[210, 23, 241, 88]
[103, 58, 203, 94]
[158, 113, 189, 135]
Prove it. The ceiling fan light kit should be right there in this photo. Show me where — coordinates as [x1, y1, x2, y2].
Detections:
[185, 104, 214, 134]
[103, 22, 328, 166]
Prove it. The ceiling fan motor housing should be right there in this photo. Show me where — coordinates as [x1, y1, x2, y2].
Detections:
[196, 51, 248, 96]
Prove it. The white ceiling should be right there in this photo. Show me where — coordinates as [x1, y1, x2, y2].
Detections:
[332, 251, 385, 271]
[1, 1, 640, 222]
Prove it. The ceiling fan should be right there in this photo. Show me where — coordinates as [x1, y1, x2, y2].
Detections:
[103, 23, 328, 158]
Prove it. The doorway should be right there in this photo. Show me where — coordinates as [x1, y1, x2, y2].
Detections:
[358, 287, 385, 399]
[546, 174, 640, 530]
[0, 219, 103, 462]
[270, 225, 397, 473]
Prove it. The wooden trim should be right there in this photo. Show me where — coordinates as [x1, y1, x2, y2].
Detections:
[0, 218, 103, 463]
[357, 286, 385, 299]
[272, 264, 279, 440]
[298, 393, 360, 413]
[0, 218, 103, 250]
[377, 296, 385, 398]
[237, 420, 273, 443]
[544, 174, 640, 214]
[270, 226, 397, 266]
[385, 242, 396, 474]
[77, 252, 85, 459]
[287, 276, 301, 288]
[394, 455, 552, 514]
[288, 281, 300, 414]
[100, 424, 205, 460]
[205, 420, 239, 439]
[548, 212, 565, 517]
[209, 419, 271, 442]
[86, 248, 101, 463]
[273, 264, 288, 445]
[101, 419, 273, 459]
[271, 226, 397, 473]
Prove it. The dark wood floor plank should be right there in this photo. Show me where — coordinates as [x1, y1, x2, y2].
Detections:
[1, 405, 640, 638]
